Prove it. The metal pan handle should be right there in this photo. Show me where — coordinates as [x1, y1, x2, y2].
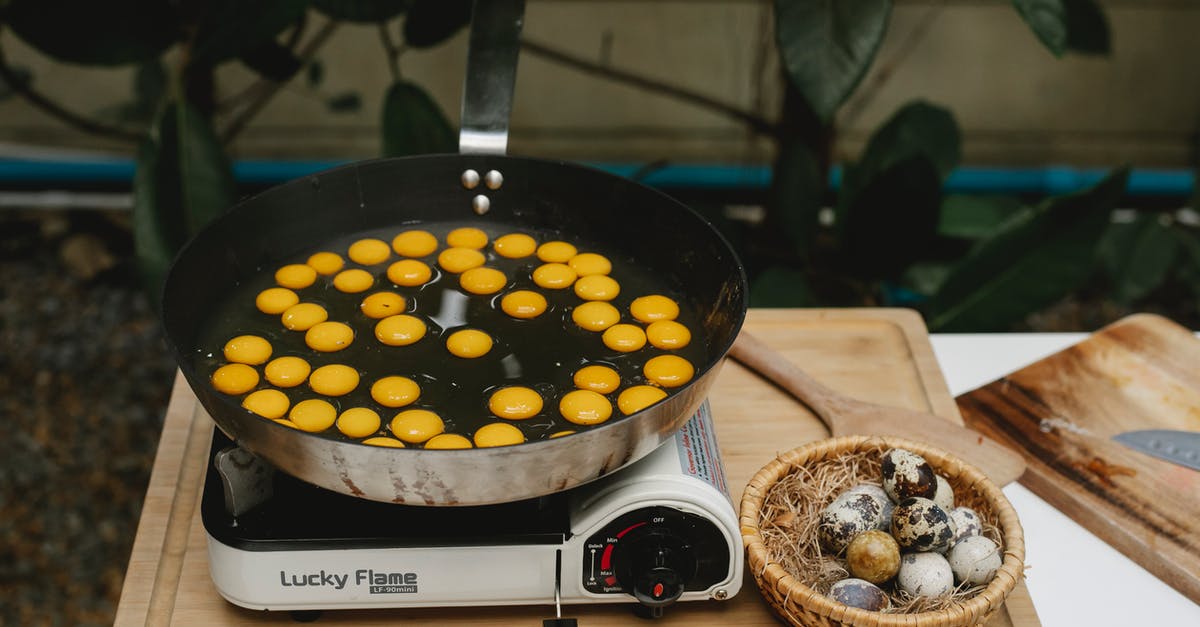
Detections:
[459, 0, 525, 155]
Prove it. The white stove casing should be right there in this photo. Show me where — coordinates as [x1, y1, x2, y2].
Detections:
[206, 401, 743, 611]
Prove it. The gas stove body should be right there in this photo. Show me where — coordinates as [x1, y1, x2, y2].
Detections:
[203, 401, 742, 612]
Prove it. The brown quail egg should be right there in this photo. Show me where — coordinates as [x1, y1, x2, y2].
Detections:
[881, 448, 938, 502]
[829, 578, 889, 611]
[946, 535, 1002, 586]
[932, 475, 955, 510]
[845, 530, 901, 584]
[897, 552, 955, 598]
[949, 506, 983, 544]
[818, 493, 886, 555]
[891, 497, 957, 553]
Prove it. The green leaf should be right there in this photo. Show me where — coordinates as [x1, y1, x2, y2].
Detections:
[939, 194, 1024, 239]
[133, 100, 236, 299]
[842, 101, 960, 202]
[900, 261, 953, 297]
[1064, 0, 1111, 55]
[94, 60, 166, 124]
[838, 157, 943, 279]
[190, 0, 310, 67]
[1011, 0, 1068, 57]
[770, 141, 824, 257]
[313, 0, 411, 22]
[3, 0, 179, 65]
[774, 0, 892, 122]
[403, 0, 472, 48]
[326, 90, 363, 113]
[921, 167, 1130, 331]
[1098, 213, 1180, 304]
[239, 40, 303, 81]
[381, 80, 455, 156]
[750, 266, 815, 307]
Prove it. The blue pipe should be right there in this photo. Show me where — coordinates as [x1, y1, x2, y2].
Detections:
[0, 157, 1193, 197]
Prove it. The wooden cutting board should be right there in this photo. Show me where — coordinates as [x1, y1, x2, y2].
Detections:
[957, 313, 1200, 605]
[115, 308, 1038, 626]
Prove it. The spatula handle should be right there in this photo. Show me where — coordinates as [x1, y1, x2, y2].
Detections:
[728, 330, 850, 430]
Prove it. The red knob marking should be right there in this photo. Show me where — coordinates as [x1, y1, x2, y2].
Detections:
[653, 582, 664, 598]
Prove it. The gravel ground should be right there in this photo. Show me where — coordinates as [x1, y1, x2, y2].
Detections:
[0, 211, 176, 627]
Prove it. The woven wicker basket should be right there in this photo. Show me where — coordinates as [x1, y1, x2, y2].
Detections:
[740, 435, 1025, 627]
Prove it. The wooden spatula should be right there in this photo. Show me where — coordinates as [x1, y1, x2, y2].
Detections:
[729, 330, 1027, 486]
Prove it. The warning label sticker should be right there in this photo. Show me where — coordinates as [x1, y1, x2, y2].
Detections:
[673, 400, 730, 501]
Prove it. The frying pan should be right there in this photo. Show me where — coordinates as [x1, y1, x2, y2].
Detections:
[160, 0, 747, 506]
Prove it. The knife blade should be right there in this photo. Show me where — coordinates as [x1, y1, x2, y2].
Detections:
[1112, 429, 1200, 472]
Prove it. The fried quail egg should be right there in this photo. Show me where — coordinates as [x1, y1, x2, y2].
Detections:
[370, 375, 420, 408]
[536, 240, 577, 263]
[602, 324, 646, 352]
[488, 386, 543, 419]
[818, 492, 886, 554]
[474, 422, 526, 448]
[424, 433, 473, 449]
[211, 363, 259, 395]
[532, 263, 577, 289]
[242, 389, 290, 419]
[492, 233, 536, 258]
[306, 251, 344, 275]
[336, 407, 381, 439]
[459, 266, 507, 295]
[643, 355, 694, 388]
[573, 364, 620, 394]
[223, 335, 272, 365]
[573, 275, 620, 301]
[500, 290, 547, 319]
[445, 329, 493, 358]
[617, 385, 667, 415]
[281, 302, 328, 331]
[288, 399, 338, 433]
[360, 292, 406, 319]
[363, 436, 406, 448]
[891, 497, 957, 553]
[446, 227, 488, 249]
[333, 268, 375, 293]
[946, 535, 1002, 586]
[391, 230, 438, 257]
[829, 578, 888, 611]
[304, 321, 354, 352]
[568, 252, 611, 276]
[881, 448, 938, 502]
[437, 247, 486, 273]
[559, 390, 613, 425]
[629, 295, 679, 323]
[845, 530, 901, 584]
[263, 356, 310, 388]
[275, 264, 317, 289]
[308, 364, 359, 396]
[571, 301, 620, 331]
[897, 552, 955, 598]
[645, 320, 691, 350]
[374, 314, 426, 346]
[386, 259, 433, 287]
[390, 409, 445, 443]
[347, 238, 391, 265]
[255, 287, 299, 314]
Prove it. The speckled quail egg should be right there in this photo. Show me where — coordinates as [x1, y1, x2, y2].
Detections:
[881, 448, 938, 502]
[891, 497, 957, 553]
[829, 578, 889, 611]
[844, 484, 894, 531]
[845, 530, 901, 584]
[946, 535, 1002, 586]
[897, 552, 955, 598]
[847, 483, 889, 502]
[932, 475, 955, 510]
[949, 506, 983, 544]
[818, 493, 887, 554]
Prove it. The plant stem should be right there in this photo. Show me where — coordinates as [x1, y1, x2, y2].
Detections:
[519, 37, 780, 138]
[378, 23, 403, 81]
[0, 41, 143, 143]
[220, 18, 341, 144]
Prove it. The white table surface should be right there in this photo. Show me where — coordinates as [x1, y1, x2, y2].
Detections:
[929, 334, 1200, 627]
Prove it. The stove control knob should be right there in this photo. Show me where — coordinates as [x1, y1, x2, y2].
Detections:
[633, 566, 684, 607]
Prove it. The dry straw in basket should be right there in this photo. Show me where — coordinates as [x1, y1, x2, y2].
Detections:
[740, 435, 1025, 627]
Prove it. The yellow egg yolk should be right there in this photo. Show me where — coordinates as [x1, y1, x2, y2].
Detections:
[275, 264, 317, 289]
[371, 375, 421, 408]
[305, 321, 354, 352]
[308, 364, 359, 396]
[392, 230, 439, 257]
[274, 418, 301, 429]
[256, 287, 299, 314]
[347, 238, 391, 265]
[602, 324, 647, 352]
[568, 253, 611, 276]
[437, 247, 486, 273]
[532, 263, 577, 289]
[242, 389, 290, 419]
[573, 364, 620, 394]
[459, 267, 507, 295]
[337, 407, 382, 439]
[281, 303, 328, 331]
[500, 290, 548, 319]
[643, 355, 695, 388]
[360, 292, 406, 319]
[646, 320, 692, 350]
[549, 430, 575, 438]
[333, 268, 374, 293]
[573, 275, 620, 301]
[386, 259, 433, 287]
[488, 386, 543, 419]
[223, 335, 272, 365]
[537, 241, 577, 263]
[211, 363, 259, 395]
[446, 227, 489, 249]
[306, 251, 345, 275]
[630, 295, 680, 323]
[445, 329, 493, 358]
[289, 399, 338, 432]
[264, 356, 311, 388]
[493, 233, 537, 258]
[474, 422, 526, 448]
[571, 301, 620, 331]
[363, 436, 406, 448]
[559, 390, 613, 426]
[390, 409, 445, 443]
[617, 385, 668, 415]
[374, 314, 426, 346]
[424, 433, 473, 449]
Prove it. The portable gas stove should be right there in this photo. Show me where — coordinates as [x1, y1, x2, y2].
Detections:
[201, 400, 743, 617]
